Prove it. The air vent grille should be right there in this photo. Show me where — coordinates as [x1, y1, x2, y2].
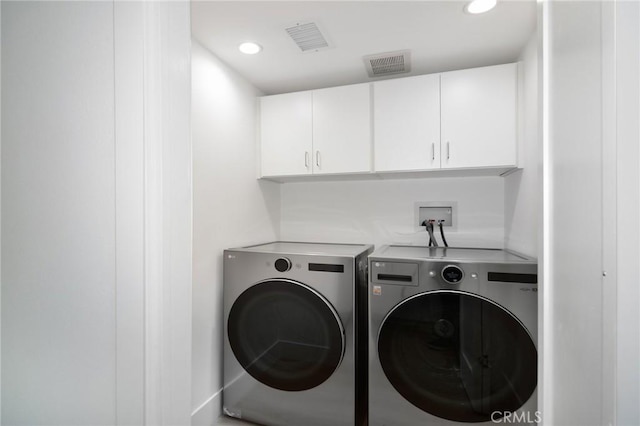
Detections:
[285, 22, 330, 52]
[364, 50, 411, 77]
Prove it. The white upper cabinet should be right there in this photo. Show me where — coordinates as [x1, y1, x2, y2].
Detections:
[260, 91, 313, 177]
[260, 84, 371, 177]
[441, 63, 517, 169]
[312, 83, 372, 175]
[373, 74, 441, 172]
[259, 62, 519, 180]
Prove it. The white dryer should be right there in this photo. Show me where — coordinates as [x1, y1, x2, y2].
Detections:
[223, 242, 373, 426]
[368, 246, 538, 425]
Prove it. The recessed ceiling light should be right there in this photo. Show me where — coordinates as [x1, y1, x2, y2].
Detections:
[465, 0, 497, 14]
[238, 42, 262, 55]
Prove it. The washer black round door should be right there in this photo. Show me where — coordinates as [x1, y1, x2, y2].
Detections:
[228, 279, 345, 392]
[378, 291, 537, 423]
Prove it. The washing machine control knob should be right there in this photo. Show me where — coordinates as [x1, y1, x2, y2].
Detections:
[441, 265, 464, 284]
[274, 257, 292, 272]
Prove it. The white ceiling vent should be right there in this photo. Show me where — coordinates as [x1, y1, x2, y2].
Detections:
[285, 22, 330, 53]
[363, 50, 411, 78]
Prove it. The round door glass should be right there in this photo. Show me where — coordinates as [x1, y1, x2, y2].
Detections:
[378, 291, 537, 422]
[228, 279, 345, 391]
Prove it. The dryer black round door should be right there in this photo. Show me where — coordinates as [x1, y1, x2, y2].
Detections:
[228, 279, 345, 391]
[378, 291, 537, 422]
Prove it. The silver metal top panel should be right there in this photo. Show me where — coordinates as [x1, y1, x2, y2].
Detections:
[230, 241, 374, 257]
[370, 245, 535, 264]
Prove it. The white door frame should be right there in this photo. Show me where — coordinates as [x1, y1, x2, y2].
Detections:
[115, 2, 192, 424]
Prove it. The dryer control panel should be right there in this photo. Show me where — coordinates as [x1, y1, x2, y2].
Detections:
[274, 257, 292, 272]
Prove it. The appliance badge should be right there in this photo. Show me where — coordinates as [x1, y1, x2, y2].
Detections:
[373, 285, 382, 296]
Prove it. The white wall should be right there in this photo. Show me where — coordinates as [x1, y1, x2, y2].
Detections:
[142, 2, 193, 424]
[2, 2, 193, 424]
[543, 1, 607, 424]
[1, 2, 3, 420]
[543, 2, 640, 424]
[504, 33, 539, 258]
[191, 40, 280, 425]
[614, 1, 640, 423]
[280, 177, 504, 249]
[2, 2, 117, 424]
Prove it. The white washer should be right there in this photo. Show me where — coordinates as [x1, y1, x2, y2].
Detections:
[369, 245, 538, 425]
[223, 242, 373, 426]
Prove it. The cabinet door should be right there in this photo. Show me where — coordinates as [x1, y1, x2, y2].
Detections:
[373, 74, 441, 172]
[441, 63, 517, 169]
[312, 83, 371, 174]
[260, 91, 313, 177]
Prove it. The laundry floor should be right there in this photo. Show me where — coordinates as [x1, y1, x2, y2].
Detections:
[214, 415, 256, 425]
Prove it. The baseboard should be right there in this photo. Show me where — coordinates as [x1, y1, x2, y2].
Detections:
[191, 390, 222, 426]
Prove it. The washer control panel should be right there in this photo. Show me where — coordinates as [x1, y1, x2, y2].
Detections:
[371, 261, 419, 286]
[441, 265, 464, 284]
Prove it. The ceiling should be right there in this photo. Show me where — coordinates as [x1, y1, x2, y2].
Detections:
[192, 1, 537, 95]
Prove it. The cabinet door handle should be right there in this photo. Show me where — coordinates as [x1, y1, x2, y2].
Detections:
[431, 143, 435, 161]
[305, 152, 309, 168]
[316, 151, 321, 168]
[447, 142, 450, 160]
